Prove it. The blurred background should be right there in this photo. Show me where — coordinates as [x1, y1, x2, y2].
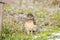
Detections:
[0, 0, 60, 40]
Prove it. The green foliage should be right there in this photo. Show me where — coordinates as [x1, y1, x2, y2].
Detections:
[4, 4, 11, 12]
[2, 2, 60, 40]
[27, 8, 34, 14]
[18, 9, 25, 14]
[36, 20, 41, 25]
[36, 9, 48, 18]
[54, 13, 60, 20]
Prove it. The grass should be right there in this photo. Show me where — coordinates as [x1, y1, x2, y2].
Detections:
[1, 24, 60, 40]
[1, 3, 60, 40]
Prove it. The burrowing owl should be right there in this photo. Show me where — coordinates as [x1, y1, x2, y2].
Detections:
[24, 14, 36, 34]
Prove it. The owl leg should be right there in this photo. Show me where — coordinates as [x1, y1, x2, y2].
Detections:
[30, 30, 32, 34]
[26, 29, 30, 34]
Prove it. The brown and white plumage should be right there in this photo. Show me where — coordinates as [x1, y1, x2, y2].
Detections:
[24, 14, 36, 34]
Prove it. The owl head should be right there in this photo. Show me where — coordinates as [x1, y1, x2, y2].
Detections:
[27, 14, 34, 20]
